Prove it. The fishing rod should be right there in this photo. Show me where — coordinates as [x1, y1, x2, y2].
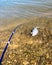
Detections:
[0, 23, 23, 65]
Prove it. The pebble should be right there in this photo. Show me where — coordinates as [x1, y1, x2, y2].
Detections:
[7, 61, 11, 63]
[46, 53, 49, 58]
[23, 61, 29, 65]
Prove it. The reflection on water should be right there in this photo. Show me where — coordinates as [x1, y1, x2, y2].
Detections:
[0, 0, 52, 25]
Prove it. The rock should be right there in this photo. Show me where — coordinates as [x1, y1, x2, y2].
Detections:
[23, 61, 29, 65]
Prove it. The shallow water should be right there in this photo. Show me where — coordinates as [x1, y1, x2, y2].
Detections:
[0, 0, 52, 25]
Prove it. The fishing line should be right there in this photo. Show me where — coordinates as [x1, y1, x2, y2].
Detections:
[0, 23, 24, 64]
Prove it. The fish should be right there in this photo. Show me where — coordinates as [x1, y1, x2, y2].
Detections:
[31, 27, 39, 36]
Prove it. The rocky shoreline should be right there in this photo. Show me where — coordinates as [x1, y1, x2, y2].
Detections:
[0, 17, 52, 65]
